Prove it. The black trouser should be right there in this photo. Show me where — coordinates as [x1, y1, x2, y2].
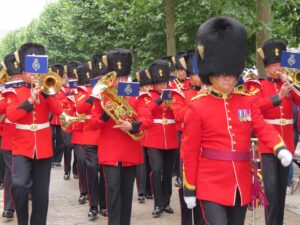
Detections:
[178, 160, 204, 225]
[99, 166, 107, 209]
[103, 164, 136, 225]
[2, 150, 14, 211]
[178, 188, 204, 225]
[62, 132, 77, 175]
[85, 145, 99, 207]
[147, 148, 176, 208]
[0, 137, 4, 183]
[74, 144, 87, 195]
[12, 155, 51, 225]
[51, 125, 63, 163]
[136, 147, 152, 196]
[201, 191, 247, 225]
[173, 131, 182, 178]
[261, 154, 289, 225]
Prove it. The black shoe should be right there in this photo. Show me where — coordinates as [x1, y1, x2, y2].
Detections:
[55, 162, 62, 167]
[78, 194, 87, 204]
[51, 162, 55, 168]
[73, 174, 79, 179]
[138, 195, 145, 203]
[0, 182, 3, 190]
[152, 206, 162, 218]
[174, 177, 182, 187]
[2, 209, 14, 218]
[88, 207, 98, 218]
[145, 193, 153, 199]
[99, 208, 108, 217]
[64, 173, 70, 180]
[163, 206, 174, 214]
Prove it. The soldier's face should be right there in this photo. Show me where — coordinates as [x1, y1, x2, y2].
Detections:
[211, 74, 236, 93]
[177, 69, 187, 80]
[265, 63, 283, 79]
[155, 82, 168, 93]
[140, 85, 151, 92]
[190, 74, 201, 87]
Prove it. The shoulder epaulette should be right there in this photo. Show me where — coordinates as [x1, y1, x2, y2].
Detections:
[2, 88, 17, 96]
[191, 93, 208, 102]
[67, 95, 76, 103]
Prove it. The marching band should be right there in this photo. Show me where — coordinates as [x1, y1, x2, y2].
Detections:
[0, 16, 299, 225]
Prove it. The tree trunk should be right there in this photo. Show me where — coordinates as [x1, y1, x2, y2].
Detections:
[165, 0, 176, 56]
[256, 0, 272, 77]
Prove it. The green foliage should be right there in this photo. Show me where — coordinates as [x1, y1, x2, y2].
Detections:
[0, 0, 298, 72]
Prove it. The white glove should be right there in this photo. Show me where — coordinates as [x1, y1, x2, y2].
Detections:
[277, 149, 293, 167]
[184, 196, 197, 209]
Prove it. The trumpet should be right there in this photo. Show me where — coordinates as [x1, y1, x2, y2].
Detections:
[60, 111, 87, 131]
[276, 68, 300, 96]
[92, 71, 144, 141]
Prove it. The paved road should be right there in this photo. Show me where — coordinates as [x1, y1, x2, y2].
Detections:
[1, 163, 300, 225]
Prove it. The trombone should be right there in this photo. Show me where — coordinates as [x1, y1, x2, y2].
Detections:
[276, 68, 300, 96]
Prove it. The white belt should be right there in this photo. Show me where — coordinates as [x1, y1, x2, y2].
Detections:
[16, 122, 50, 131]
[4, 118, 14, 124]
[264, 119, 293, 126]
[78, 115, 91, 122]
[153, 119, 176, 125]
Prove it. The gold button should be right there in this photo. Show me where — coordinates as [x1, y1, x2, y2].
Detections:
[228, 117, 232, 121]
[233, 141, 236, 144]
[281, 113, 284, 116]
[232, 133, 235, 136]
[227, 110, 230, 113]
[229, 125, 232, 129]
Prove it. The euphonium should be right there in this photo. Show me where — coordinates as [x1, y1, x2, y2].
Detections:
[60, 111, 87, 132]
[92, 71, 144, 141]
[39, 71, 63, 95]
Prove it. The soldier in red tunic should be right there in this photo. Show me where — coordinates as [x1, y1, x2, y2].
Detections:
[62, 61, 81, 180]
[245, 39, 300, 225]
[49, 63, 65, 167]
[143, 60, 178, 217]
[0, 52, 21, 219]
[5, 43, 63, 225]
[91, 48, 153, 225]
[172, 50, 205, 225]
[182, 17, 293, 225]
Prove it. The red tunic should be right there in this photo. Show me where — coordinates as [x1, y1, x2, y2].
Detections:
[182, 91, 285, 206]
[245, 78, 300, 154]
[5, 86, 63, 159]
[142, 91, 178, 150]
[50, 87, 68, 125]
[91, 95, 153, 166]
[76, 86, 101, 146]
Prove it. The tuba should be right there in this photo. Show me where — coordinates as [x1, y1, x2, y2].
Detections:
[60, 111, 87, 132]
[92, 71, 144, 141]
[39, 71, 63, 95]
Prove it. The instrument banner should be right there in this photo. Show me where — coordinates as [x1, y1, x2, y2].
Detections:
[161, 89, 173, 100]
[281, 51, 300, 69]
[117, 82, 139, 96]
[25, 55, 48, 73]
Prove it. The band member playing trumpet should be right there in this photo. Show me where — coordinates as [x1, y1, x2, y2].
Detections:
[91, 48, 153, 225]
[182, 17, 293, 225]
[5, 43, 63, 225]
[245, 39, 300, 225]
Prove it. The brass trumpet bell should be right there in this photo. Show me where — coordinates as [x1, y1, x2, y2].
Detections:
[39, 71, 63, 95]
[60, 111, 86, 131]
[92, 71, 116, 96]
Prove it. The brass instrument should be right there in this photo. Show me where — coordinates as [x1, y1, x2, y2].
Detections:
[0, 68, 11, 83]
[92, 71, 144, 141]
[60, 111, 87, 131]
[39, 71, 63, 95]
[277, 68, 300, 96]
